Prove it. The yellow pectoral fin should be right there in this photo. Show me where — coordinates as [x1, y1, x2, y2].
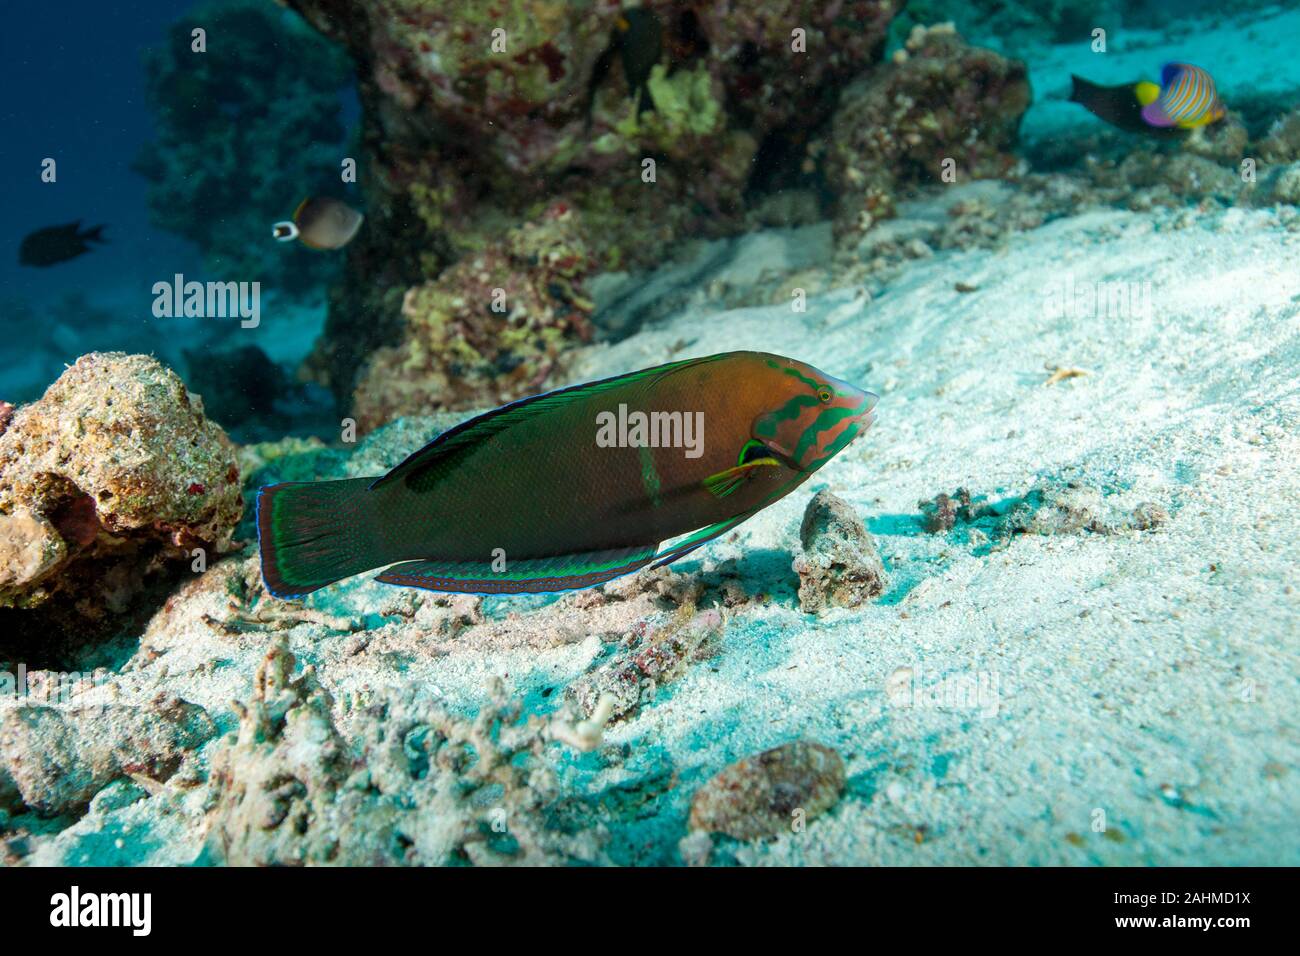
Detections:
[1135, 81, 1161, 106]
[702, 457, 782, 498]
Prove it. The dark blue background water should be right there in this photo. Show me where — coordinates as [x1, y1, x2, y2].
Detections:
[0, 2, 205, 312]
[0, 0, 357, 412]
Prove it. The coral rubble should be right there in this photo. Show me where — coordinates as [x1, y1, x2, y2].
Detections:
[567, 604, 723, 721]
[204, 639, 606, 865]
[689, 740, 846, 841]
[793, 489, 888, 612]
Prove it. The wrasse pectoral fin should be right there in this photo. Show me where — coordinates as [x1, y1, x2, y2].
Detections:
[702, 457, 782, 499]
[373, 544, 659, 595]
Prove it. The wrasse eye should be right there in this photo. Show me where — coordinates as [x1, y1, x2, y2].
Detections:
[816, 386, 834, 403]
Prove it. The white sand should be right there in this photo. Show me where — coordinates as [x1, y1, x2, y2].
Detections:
[562, 201, 1300, 864]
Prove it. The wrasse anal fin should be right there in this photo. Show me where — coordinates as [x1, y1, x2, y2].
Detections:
[374, 544, 659, 594]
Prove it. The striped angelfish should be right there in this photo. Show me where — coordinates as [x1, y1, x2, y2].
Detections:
[1138, 62, 1225, 129]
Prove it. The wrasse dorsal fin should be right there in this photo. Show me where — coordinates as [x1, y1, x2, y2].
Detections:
[369, 353, 730, 493]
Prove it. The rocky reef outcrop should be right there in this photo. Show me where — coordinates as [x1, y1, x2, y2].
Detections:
[284, 0, 903, 414]
[0, 353, 242, 653]
[349, 202, 596, 430]
[825, 24, 1031, 244]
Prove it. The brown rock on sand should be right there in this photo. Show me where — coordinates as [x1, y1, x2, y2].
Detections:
[689, 740, 846, 840]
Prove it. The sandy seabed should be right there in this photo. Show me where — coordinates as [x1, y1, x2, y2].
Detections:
[9, 196, 1298, 866]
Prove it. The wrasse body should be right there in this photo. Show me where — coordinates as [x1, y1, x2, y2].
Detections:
[258, 351, 877, 597]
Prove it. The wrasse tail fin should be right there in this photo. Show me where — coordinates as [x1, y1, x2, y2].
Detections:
[257, 478, 386, 598]
[375, 544, 659, 595]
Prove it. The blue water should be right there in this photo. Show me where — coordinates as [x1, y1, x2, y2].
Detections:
[1, 2, 204, 312]
[0, 0, 355, 420]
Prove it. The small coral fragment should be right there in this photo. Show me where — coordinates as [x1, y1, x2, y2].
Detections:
[566, 605, 722, 722]
[1043, 364, 1090, 386]
[793, 489, 888, 612]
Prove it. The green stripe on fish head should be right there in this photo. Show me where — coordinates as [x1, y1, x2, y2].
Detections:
[752, 357, 879, 473]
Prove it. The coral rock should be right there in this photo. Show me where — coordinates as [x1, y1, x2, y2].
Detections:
[689, 740, 846, 840]
[826, 26, 1030, 245]
[0, 353, 242, 642]
[793, 489, 887, 612]
[350, 203, 596, 431]
[0, 694, 215, 816]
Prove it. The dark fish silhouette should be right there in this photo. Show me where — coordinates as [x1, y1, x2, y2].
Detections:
[586, 8, 664, 122]
[19, 221, 107, 267]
